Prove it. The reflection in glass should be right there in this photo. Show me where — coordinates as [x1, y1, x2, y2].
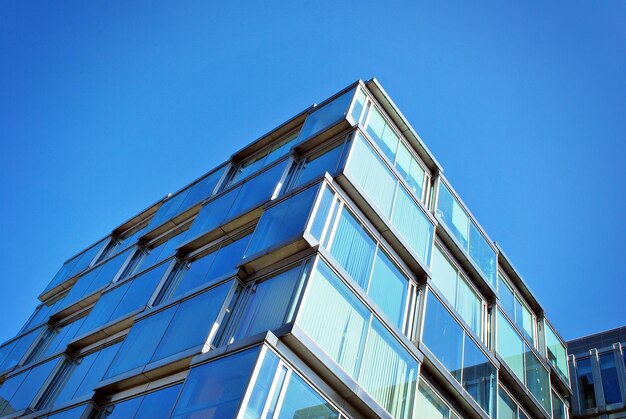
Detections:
[577, 358, 596, 409]
[600, 353, 622, 405]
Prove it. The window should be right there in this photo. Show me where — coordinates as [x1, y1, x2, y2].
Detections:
[297, 259, 418, 418]
[26, 315, 88, 364]
[552, 391, 567, 419]
[498, 387, 517, 419]
[525, 348, 551, 413]
[576, 357, 596, 409]
[498, 274, 535, 345]
[0, 327, 45, 372]
[297, 88, 355, 142]
[544, 320, 569, 382]
[422, 292, 496, 417]
[365, 105, 400, 162]
[227, 263, 307, 343]
[38, 343, 121, 409]
[77, 262, 170, 336]
[0, 358, 61, 416]
[156, 234, 251, 305]
[44, 240, 106, 293]
[244, 186, 318, 258]
[436, 182, 496, 285]
[416, 381, 456, 419]
[104, 282, 232, 379]
[289, 141, 345, 189]
[431, 243, 483, 337]
[600, 352, 622, 405]
[95, 384, 182, 419]
[170, 348, 259, 419]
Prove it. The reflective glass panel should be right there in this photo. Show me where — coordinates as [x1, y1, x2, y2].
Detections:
[416, 383, 449, 419]
[395, 142, 425, 201]
[497, 311, 525, 383]
[525, 348, 551, 413]
[498, 388, 517, 419]
[600, 352, 622, 405]
[297, 89, 355, 142]
[545, 322, 569, 382]
[552, 391, 566, 419]
[391, 185, 434, 265]
[463, 336, 496, 417]
[469, 222, 496, 286]
[367, 250, 408, 329]
[292, 143, 344, 189]
[436, 183, 469, 250]
[276, 373, 339, 419]
[365, 106, 399, 162]
[577, 357, 596, 409]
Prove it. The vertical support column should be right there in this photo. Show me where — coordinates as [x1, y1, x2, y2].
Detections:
[569, 354, 582, 416]
[590, 349, 606, 411]
[614, 343, 626, 408]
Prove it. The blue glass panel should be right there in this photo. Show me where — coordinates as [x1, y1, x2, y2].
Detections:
[1, 358, 59, 414]
[297, 89, 355, 142]
[368, 250, 408, 329]
[100, 396, 143, 418]
[328, 208, 376, 289]
[0, 328, 42, 371]
[46, 404, 92, 419]
[577, 357, 596, 409]
[242, 349, 280, 418]
[395, 142, 425, 201]
[170, 347, 259, 419]
[292, 143, 344, 189]
[134, 384, 183, 419]
[245, 186, 317, 258]
[422, 294, 464, 381]
[77, 284, 130, 337]
[349, 88, 366, 124]
[497, 276, 515, 322]
[40, 317, 87, 360]
[436, 183, 469, 250]
[308, 186, 334, 242]
[110, 263, 169, 320]
[177, 167, 227, 215]
[147, 190, 190, 231]
[185, 187, 239, 240]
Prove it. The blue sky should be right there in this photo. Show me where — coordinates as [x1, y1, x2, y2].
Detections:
[0, 1, 624, 344]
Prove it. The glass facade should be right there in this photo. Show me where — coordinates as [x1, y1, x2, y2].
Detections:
[0, 81, 571, 419]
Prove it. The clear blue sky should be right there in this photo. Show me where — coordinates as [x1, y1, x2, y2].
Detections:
[1, 1, 624, 344]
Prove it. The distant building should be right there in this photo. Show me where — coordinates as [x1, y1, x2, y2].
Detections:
[0, 79, 571, 418]
[568, 327, 626, 418]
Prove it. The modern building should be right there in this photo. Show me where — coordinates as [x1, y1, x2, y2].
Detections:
[568, 326, 626, 418]
[0, 79, 572, 419]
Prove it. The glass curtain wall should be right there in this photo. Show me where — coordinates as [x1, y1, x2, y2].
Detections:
[543, 320, 570, 383]
[497, 274, 535, 346]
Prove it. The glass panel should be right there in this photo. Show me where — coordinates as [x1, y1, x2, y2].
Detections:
[186, 187, 239, 240]
[151, 282, 231, 362]
[359, 319, 417, 419]
[105, 307, 176, 378]
[0, 328, 42, 371]
[0, 358, 60, 415]
[436, 183, 469, 250]
[497, 275, 515, 321]
[552, 391, 566, 419]
[430, 244, 458, 306]
[39, 317, 87, 361]
[577, 357, 596, 409]
[367, 250, 409, 329]
[345, 134, 397, 218]
[49, 343, 120, 408]
[497, 311, 525, 383]
[292, 143, 344, 189]
[245, 186, 318, 258]
[241, 349, 280, 418]
[349, 88, 366, 124]
[44, 241, 106, 292]
[457, 276, 482, 337]
[525, 348, 551, 413]
[391, 185, 434, 265]
[463, 335, 496, 417]
[134, 384, 183, 419]
[140, 229, 189, 270]
[147, 190, 190, 231]
[365, 106, 399, 162]
[422, 294, 464, 382]
[276, 373, 339, 419]
[46, 404, 92, 419]
[178, 167, 227, 214]
[297, 261, 369, 377]
[297, 89, 355, 142]
[544, 322, 569, 382]
[395, 142, 425, 201]
[232, 265, 304, 342]
[469, 223, 496, 286]
[308, 185, 334, 242]
[170, 348, 259, 419]
[416, 383, 449, 419]
[498, 388, 517, 419]
[230, 134, 298, 187]
[98, 397, 143, 418]
[515, 297, 534, 344]
[600, 353, 622, 405]
[328, 208, 376, 289]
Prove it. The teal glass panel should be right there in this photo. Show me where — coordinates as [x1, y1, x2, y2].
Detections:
[497, 311, 525, 383]
[395, 142, 425, 201]
[232, 265, 304, 342]
[349, 88, 366, 124]
[498, 388, 517, 419]
[545, 322, 569, 382]
[359, 319, 417, 419]
[422, 294, 464, 382]
[515, 297, 535, 344]
[328, 208, 376, 289]
[297, 88, 354, 142]
[436, 183, 469, 250]
[462, 336, 496, 417]
[552, 391, 566, 419]
[276, 373, 339, 419]
[297, 260, 369, 377]
[457, 276, 482, 336]
[469, 222, 496, 286]
[365, 106, 399, 162]
[368, 250, 408, 329]
[430, 245, 459, 310]
[245, 186, 318, 258]
[497, 275, 515, 321]
[170, 348, 259, 419]
[416, 383, 449, 419]
[525, 348, 551, 413]
[391, 185, 434, 265]
[346, 134, 397, 218]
